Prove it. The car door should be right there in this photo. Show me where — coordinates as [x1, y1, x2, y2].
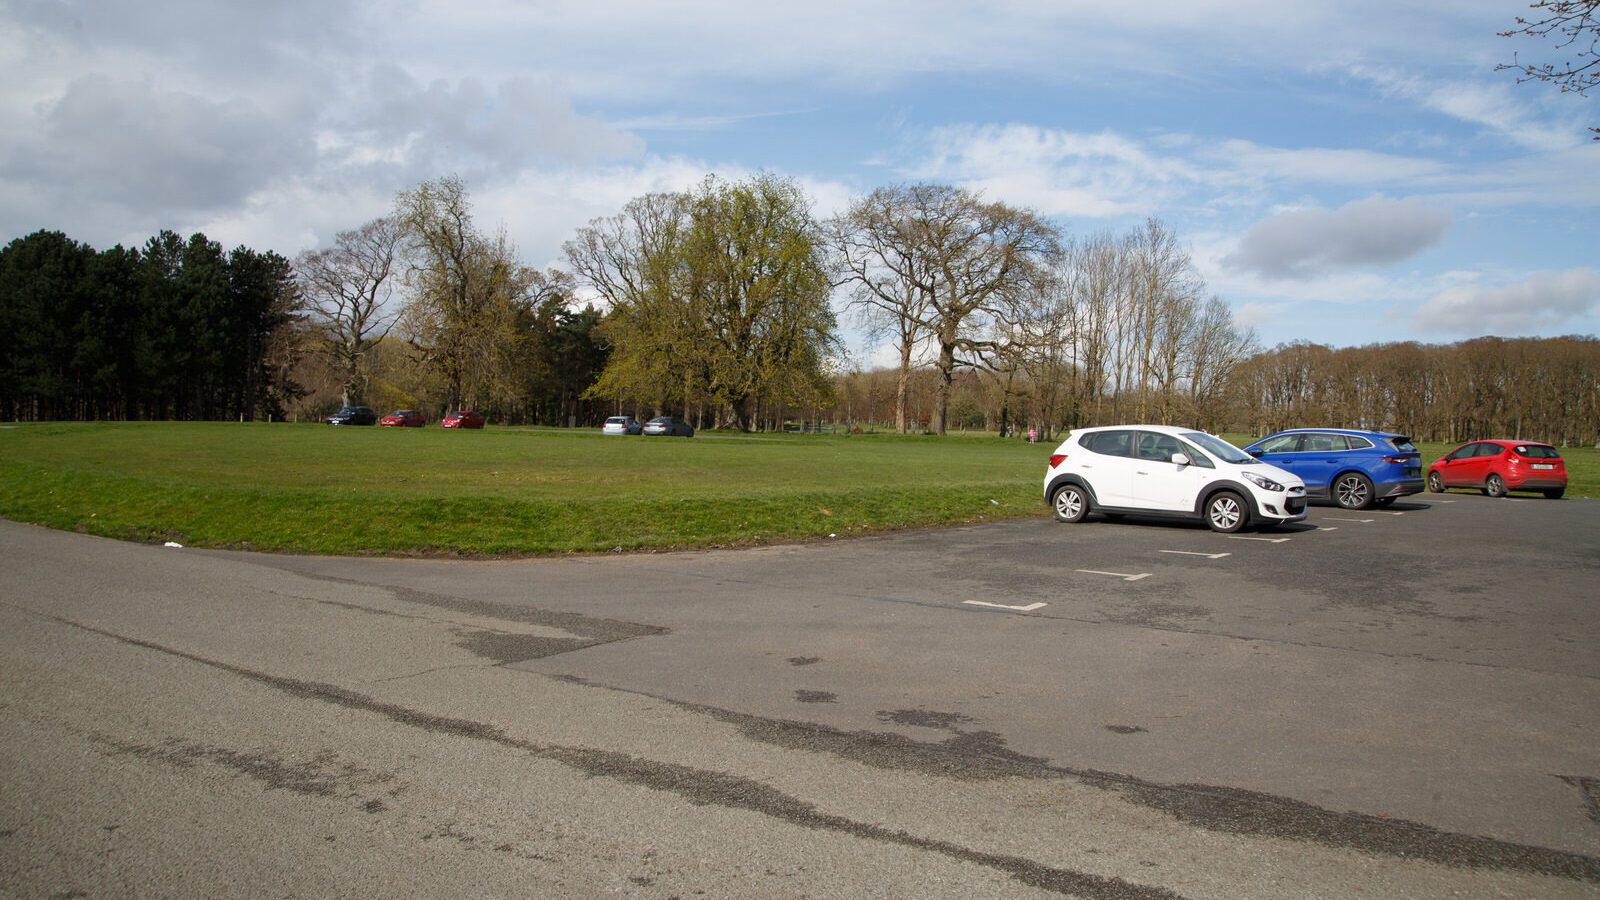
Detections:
[1132, 431, 1215, 511]
[1436, 442, 1483, 487]
[1076, 430, 1141, 507]
[1249, 433, 1311, 490]
[1471, 442, 1506, 485]
[1295, 432, 1346, 493]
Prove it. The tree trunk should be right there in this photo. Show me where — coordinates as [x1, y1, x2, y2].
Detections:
[895, 343, 913, 434]
[931, 339, 956, 436]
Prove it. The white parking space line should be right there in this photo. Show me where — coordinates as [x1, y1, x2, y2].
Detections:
[963, 601, 1048, 612]
[1435, 500, 1457, 503]
[1374, 511, 1406, 516]
[1315, 527, 1337, 531]
[1227, 536, 1291, 543]
[1075, 569, 1151, 582]
[1324, 517, 1375, 523]
[1159, 550, 1231, 559]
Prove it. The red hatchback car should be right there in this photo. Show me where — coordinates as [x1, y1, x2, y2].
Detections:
[379, 409, 426, 427]
[1427, 439, 1567, 499]
[440, 409, 485, 429]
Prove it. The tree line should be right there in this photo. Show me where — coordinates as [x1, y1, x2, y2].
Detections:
[3, 172, 1596, 445]
[0, 230, 298, 421]
[1226, 336, 1600, 444]
[819, 336, 1600, 446]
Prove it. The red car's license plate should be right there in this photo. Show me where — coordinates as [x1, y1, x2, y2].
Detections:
[1532, 463, 1554, 470]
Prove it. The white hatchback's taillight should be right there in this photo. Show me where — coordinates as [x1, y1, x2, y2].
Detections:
[1048, 454, 1067, 469]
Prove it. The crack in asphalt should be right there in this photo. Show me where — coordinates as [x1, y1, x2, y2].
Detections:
[1558, 775, 1600, 825]
[88, 733, 398, 801]
[549, 676, 1600, 884]
[35, 610, 1180, 900]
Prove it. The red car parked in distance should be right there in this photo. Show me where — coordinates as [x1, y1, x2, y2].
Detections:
[441, 409, 485, 429]
[379, 409, 426, 427]
[1427, 439, 1567, 499]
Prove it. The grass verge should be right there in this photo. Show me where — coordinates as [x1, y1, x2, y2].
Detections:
[3, 424, 1591, 557]
[0, 422, 1052, 556]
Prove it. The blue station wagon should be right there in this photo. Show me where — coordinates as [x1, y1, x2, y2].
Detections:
[1242, 429, 1424, 510]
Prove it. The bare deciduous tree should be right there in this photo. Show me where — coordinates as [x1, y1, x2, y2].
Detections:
[830, 186, 938, 433]
[295, 216, 402, 407]
[841, 184, 1058, 435]
[1499, 0, 1600, 139]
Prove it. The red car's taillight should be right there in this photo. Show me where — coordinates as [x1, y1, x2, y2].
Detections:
[1048, 454, 1067, 469]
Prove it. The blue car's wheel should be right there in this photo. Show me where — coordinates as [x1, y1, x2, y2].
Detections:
[1334, 472, 1373, 510]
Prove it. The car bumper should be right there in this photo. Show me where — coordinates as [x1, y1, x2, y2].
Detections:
[1377, 478, 1425, 498]
[1505, 474, 1567, 490]
[1253, 490, 1309, 523]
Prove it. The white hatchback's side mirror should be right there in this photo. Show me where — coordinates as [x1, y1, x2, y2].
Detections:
[1170, 452, 1191, 467]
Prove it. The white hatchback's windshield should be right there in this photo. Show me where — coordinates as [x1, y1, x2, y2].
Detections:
[1181, 431, 1256, 465]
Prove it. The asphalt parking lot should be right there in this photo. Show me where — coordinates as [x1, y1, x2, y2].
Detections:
[3, 491, 1597, 897]
[245, 490, 1600, 854]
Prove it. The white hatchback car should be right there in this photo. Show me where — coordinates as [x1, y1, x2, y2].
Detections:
[1043, 425, 1308, 533]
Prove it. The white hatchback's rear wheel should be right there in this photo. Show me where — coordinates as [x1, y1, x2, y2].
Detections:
[1052, 485, 1089, 523]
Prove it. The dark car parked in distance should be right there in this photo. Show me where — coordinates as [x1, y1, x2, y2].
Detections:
[1243, 428, 1424, 509]
[1428, 439, 1567, 499]
[327, 405, 377, 426]
[642, 416, 694, 437]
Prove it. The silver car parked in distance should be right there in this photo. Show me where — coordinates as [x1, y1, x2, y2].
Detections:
[642, 416, 694, 437]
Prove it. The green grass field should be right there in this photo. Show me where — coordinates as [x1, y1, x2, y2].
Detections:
[0, 422, 1054, 555]
[1, 423, 1592, 557]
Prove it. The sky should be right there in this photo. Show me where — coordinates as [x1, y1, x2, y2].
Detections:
[3, 0, 1598, 365]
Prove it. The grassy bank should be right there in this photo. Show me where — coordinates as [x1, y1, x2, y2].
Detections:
[2, 423, 1592, 557]
[0, 422, 1053, 555]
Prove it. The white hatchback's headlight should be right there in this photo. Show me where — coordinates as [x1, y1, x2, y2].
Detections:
[1243, 472, 1287, 492]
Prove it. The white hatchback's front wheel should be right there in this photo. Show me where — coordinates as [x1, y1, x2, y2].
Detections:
[1205, 491, 1248, 533]
[1052, 485, 1089, 523]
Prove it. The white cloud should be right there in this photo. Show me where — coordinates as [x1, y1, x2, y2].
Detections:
[1222, 196, 1451, 280]
[345, 68, 645, 179]
[1347, 64, 1584, 151]
[0, 75, 321, 246]
[1201, 141, 1448, 187]
[906, 124, 1198, 218]
[1412, 269, 1600, 334]
[1231, 302, 1282, 329]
